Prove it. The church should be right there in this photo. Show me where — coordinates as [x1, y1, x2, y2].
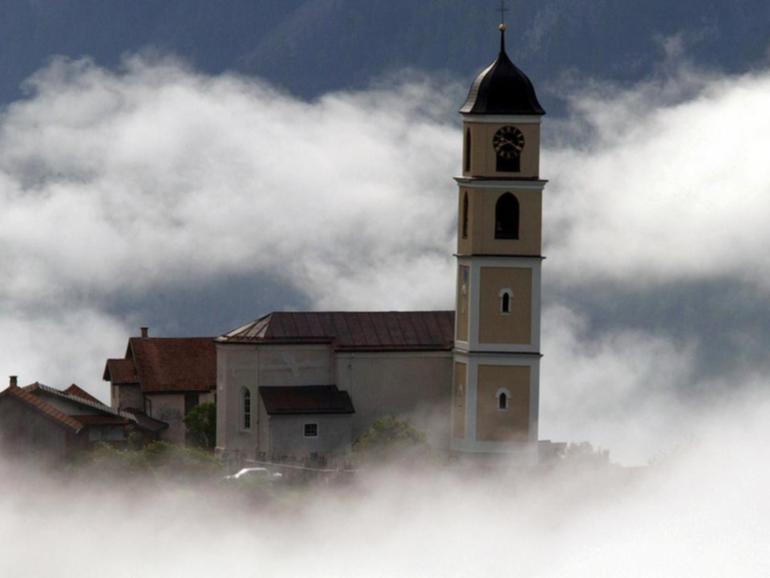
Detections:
[104, 23, 546, 463]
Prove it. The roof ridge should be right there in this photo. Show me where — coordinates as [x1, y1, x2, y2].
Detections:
[4, 387, 83, 432]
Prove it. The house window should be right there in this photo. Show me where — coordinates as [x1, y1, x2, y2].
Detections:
[495, 193, 520, 239]
[500, 289, 513, 314]
[462, 192, 469, 239]
[464, 128, 471, 173]
[184, 393, 199, 415]
[242, 387, 251, 430]
[304, 423, 318, 438]
[496, 388, 511, 411]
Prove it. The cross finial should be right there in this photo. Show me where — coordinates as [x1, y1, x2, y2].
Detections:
[498, 0, 508, 53]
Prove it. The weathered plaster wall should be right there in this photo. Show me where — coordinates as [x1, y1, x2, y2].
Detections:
[336, 352, 452, 448]
[267, 414, 352, 459]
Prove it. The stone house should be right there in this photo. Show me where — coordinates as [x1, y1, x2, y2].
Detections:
[0, 377, 163, 461]
[103, 328, 216, 445]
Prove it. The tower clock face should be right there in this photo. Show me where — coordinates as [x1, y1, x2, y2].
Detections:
[493, 126, 525, 159]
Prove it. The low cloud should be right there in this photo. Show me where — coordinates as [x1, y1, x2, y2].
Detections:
[2, 389, 770, 576]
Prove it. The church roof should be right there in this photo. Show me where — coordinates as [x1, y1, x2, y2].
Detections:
[460, 27, 545, 116]
[218, 311, 455, 352]
[260, 386, 355, 415]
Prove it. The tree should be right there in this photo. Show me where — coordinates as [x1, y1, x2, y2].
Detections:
[352, 415, 429, 465]
[183, 402, 217, 449]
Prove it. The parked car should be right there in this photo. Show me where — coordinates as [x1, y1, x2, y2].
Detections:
[223, 467, 283, 482]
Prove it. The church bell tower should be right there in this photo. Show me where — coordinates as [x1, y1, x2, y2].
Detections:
[451, 22, 545, 455]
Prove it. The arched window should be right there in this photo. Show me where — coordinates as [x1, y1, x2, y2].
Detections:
[499, 289, 513, 314]
[464, 128, 471, 173]
[496, 388, 510, 411]
[462, 192, 469, 239]
[242, 387, 251, 430]
[495, 193, 520, 240]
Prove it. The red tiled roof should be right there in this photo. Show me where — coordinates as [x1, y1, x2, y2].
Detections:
[129, 338, 216, 393]
[103, 359, 139, 384]
[219, 311, 455, 351]
[71, 414, 129, 426]
[122, 408, 169, 432]
[0, 386, 83, 432]
[63, 384, 102, 404]
[259, 386, 355, 415]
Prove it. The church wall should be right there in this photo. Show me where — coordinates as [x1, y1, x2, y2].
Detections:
[217, 345, 259, 456]
[216, 343, 334, 457]
[335, 352, 452, 448]
[478, 266, 532, 345]
[267, 414, 351, 460]
[467, 187, 542, 256]
[456, 265, 470, 342]
[257, 346, 333, 386]
[463, 121, 540, 179]
[475, 365, 530, 442]
[452, 361, 467, 439]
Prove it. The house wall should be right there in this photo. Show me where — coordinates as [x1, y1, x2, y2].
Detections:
[87, 425, 126, 443]
[112, 384, 143, 411]
[147, 393, 186, 445]
[144, 390, 215, 446]
[0, 397, 70, 460]
[267, 414, 352, 460]
[335, 351, 453, 448]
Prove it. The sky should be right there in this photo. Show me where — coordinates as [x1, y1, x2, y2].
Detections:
[0, 41, 769, 464]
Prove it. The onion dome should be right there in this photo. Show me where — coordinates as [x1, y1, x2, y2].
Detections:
[460, 24, 545, 116]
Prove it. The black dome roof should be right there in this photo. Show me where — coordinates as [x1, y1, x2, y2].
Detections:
[460, 30, 545, 116]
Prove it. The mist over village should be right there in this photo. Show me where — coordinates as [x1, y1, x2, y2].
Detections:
[0, 2, 769, 576]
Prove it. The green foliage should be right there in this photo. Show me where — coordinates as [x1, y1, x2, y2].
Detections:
[74, 440, 223, 482]
[353, 415, 429, 464]
[183, 402, 217, 449]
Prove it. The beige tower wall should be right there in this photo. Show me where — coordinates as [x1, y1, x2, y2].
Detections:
[475, 364, 530, 442]
[452, 361, 467, 439]
[456, 265, 470, 342]
[457, 186, 542, 256]
[462, 122, 540, 179]
[478, 267, 532, 345]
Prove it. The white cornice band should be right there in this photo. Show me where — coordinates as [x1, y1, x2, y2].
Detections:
[454, 177, 548, 190]
[461, 114, 542, 124]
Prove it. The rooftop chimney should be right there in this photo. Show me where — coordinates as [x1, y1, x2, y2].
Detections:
[140, 327, 149, 338]
[9, 376, 17, 388]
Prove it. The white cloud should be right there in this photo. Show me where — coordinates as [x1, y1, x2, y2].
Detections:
[0, 55, 768, 461]
[0, 56, 460, 310]
[544, 68, 770, 290]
